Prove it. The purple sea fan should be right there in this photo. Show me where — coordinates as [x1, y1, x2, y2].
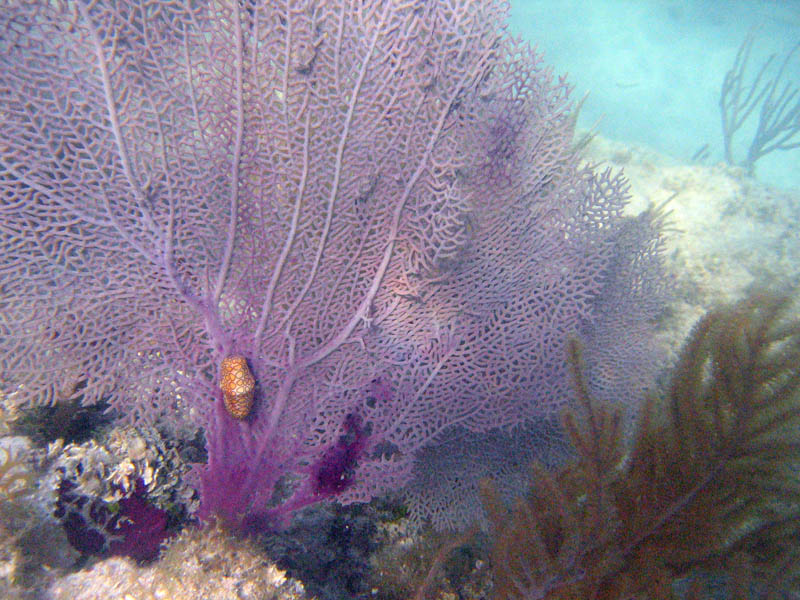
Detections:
[0, 0, 669, 530]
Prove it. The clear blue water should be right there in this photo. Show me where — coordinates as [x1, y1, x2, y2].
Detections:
[510, 0, 800, 189]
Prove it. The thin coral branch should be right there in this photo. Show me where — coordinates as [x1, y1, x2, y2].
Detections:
[483, 289, 800, 599]
[720, 32, 800, 176]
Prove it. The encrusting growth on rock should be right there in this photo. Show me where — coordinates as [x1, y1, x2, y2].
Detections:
[482, 289, 800, 599]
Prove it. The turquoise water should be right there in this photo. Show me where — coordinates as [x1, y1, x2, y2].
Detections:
[510, 0, 800, 189]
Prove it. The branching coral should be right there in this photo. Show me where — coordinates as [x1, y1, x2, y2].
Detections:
[720, 33, 800, 176]
[482, 290, 800, 599]
[0, 0, 667, 530]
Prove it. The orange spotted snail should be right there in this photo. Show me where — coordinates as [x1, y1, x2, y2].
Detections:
[219, 355, 255, 419]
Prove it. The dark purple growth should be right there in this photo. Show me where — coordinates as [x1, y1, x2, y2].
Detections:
[55, 478, 171, 562]
[312, 414, 370, 496]
[0, 1, 668, 530]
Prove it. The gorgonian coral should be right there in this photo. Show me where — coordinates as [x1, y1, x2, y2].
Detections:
[0, 0, 668, 530]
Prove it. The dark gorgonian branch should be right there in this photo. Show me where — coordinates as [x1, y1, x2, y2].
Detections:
[720, 32, 800, 176]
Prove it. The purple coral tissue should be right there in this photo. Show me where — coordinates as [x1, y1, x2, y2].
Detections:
[0, 0, 669, 530]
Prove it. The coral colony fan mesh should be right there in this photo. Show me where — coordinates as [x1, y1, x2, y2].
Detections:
[0, 0, 667, 529]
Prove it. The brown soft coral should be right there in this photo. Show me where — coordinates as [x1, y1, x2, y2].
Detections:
[483, 290, 800, 599]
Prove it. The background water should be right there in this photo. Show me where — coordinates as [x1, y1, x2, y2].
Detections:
[509, 0, 800, 190]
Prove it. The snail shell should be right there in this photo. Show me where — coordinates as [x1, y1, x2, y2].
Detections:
[219, 356, 255, 419]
